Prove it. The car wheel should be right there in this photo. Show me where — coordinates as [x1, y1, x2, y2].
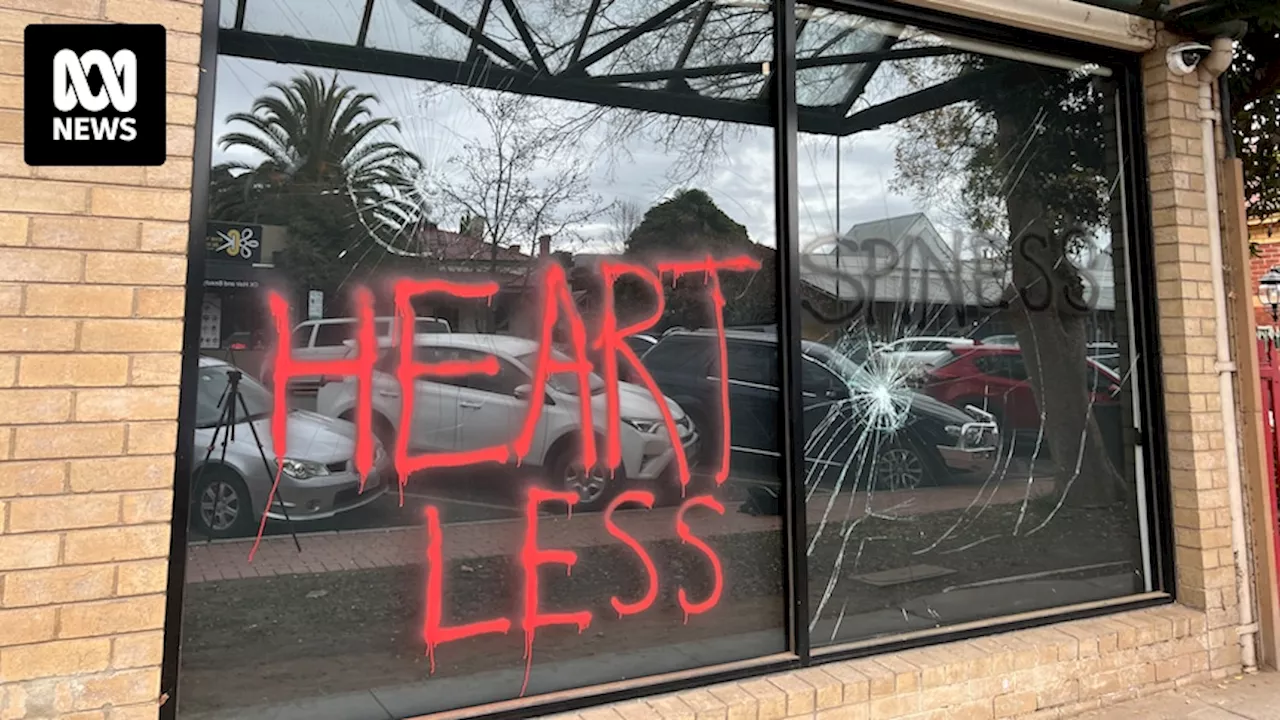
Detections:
[549, 435, 617, 513]
[191, 467, 255, 539]
[870, 438, 930, 492]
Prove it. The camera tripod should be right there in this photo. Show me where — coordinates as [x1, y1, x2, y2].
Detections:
[191, 366, 302, 552]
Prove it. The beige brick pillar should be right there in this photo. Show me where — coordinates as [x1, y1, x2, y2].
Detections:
[1143, 34, 1244, 675]
[0, 1, 202, 717]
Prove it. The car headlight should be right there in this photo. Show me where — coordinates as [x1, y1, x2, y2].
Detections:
[623, 418, 664, 434]
[279, 458, 330, 480]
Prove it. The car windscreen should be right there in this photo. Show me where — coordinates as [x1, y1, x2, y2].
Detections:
[195, 365, 274, 428]
[517, 350, 606, 395]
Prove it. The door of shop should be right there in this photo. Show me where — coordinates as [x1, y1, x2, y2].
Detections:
[1257, 338, 1280, 589]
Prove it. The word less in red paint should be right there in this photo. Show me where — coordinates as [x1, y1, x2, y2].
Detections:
[520, 488, 592, 696]
[675, 495, 726, 623]
[423, 505, 511, 673]
[393, 279, 508, 502]
[603, 491, 658, 618]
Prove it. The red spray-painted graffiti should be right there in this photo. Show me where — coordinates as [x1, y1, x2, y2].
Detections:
[258, 253, 760, 695]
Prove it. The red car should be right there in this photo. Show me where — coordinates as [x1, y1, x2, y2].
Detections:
[921, 345, 1120, 432]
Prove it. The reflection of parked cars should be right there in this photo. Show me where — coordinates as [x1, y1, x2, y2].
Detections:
[921, 345, 1121, 432]
[191, 357, 387, 538]
[641, 330, 998, 492]
[314, 333, 699, 511]
[261, 315, 452, 390]
[872, 336, 978, 371]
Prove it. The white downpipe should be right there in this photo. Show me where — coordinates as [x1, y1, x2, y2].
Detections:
[1199, 37, 1258, 673]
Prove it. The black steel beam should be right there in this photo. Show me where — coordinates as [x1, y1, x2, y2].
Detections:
[566, 0, 701, 74]
[500, 0, 550, 75]
[356, 0, 376, 47]
[216, 29, 849, 130]
[405, 0, 536, 73]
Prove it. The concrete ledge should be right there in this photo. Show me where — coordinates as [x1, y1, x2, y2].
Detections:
[532, 604, 1235, 720]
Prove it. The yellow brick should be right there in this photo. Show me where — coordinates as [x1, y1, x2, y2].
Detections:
[84, 251, 186, 286]
[0, 388, 72, 424]
[25, 284, 134, 317]
[120, 489, 171, 524]
[12, 423, 126, 460]
[1, 319, 78, 354]
[0, 247, 82, 282]
[19, 354, 130, 387]
[739, 680, 787, 720]
[76, 387, 179, 422]
[167, 61, 199, 97]
[0, 107, 20, 143]
[106, 705, 160, 720]
[993, 691, 1037, 718]
[7, 0, 102, 17]
[768, 674, 816, 716]
[0, 355, 14, 387]
[0, 179, 90, 214]
[0, 212, 28, 245]
[116, 558, 168, 596]
[135, 287, 186, 317]
[868, 693, 918, 720]
[80, 319, 184, 352]
[28, 216, 141, 250]
[0, 532, 61, 570]
[69, 455, 172, 492]
[129, 353, 181, 385]
[35, 164, 146, 185]
[63, 523, 169, 564]
[0, 460, 67, 496]
[0, 74, 17, 110]
[138, 221, 186, 253]
[111, 631, 164, 669]
[3, 564, 116, 607]
[89, 186, 190, 221]
[59, 595, 166, 639]
[7, 492, 119, 532]
[105, 0, 203, 28]
[126, 421, 177, 455]
[167, 124, 195, 157]
[0, 282, 21, 314]
[0, 639, 111, 681]
[60, 666, 161, 707]
[816, 708, 867, 720]
[165, 93, 197, 126]
[0, 606, 57, 645]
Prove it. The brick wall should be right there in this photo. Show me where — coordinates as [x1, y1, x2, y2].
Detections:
[0, 1, 201, 719]
[1248, 220, 1280, 329]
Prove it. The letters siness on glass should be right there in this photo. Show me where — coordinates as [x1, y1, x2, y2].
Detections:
[179, 0, 784, 715]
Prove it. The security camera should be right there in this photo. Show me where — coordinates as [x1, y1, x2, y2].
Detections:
[1167, 42, 1212, 76]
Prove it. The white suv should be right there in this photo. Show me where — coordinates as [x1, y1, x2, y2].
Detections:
[262, 316, 451, 391]
[315, 333, 699, 510]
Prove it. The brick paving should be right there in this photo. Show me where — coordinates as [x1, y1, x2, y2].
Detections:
[184, 479, 1054, 583]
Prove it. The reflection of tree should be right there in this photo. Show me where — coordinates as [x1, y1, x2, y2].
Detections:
[1227, 9, 1280, 223]
[894, 58, 1126, 506]
[209, 71, 426, 303]
[434, 89, 607, 264]
[621, 189, 775, 329]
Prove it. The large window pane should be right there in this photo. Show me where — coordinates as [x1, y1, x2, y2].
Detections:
[180, 1, 784, 716]
[794, 5, 1149, 648]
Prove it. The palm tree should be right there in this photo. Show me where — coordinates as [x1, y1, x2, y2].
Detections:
[210, 70, 423, 230]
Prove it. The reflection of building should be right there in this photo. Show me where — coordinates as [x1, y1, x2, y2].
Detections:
[799, 213, 1118, 341]
[201, 221, 287, 349]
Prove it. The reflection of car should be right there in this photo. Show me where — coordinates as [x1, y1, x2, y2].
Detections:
[980, 334, 1020, 346]
[872, 336, 978, 370]
[642, 330, 998, 492]
[314, 333, 699, 511]
[191, 357, 387, 539]
[261, 315, 452, 390]
[922, 345, 1121, 432]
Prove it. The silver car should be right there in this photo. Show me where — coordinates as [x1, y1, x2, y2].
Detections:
[190, 357, 387, 538]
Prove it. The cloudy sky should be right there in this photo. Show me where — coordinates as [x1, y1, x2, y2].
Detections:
[209, 0, 1112, 259]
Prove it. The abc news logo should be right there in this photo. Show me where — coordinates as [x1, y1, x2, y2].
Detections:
[25, 24, 166, 166]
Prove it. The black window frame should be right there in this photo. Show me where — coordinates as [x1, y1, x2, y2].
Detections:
[164, 1, 1174, 717]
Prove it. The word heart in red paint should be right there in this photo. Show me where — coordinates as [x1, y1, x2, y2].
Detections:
[258, 254, 759, 695]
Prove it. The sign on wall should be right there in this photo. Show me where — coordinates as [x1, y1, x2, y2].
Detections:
[308, 290, 324, 320]
[206, 221, 264, 264]
[199, 295, 222, 350]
